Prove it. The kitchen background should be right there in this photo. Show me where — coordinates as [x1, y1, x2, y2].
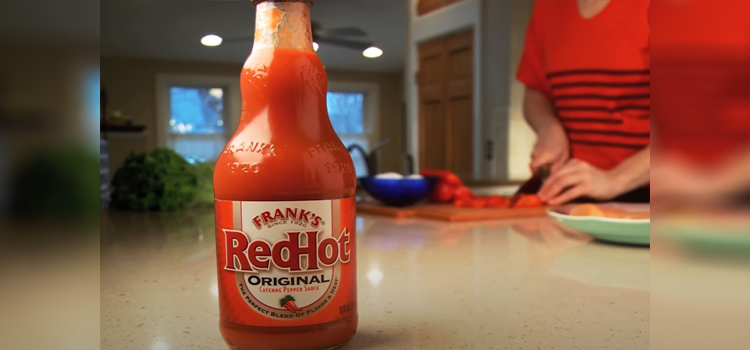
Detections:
[100, 0, 539, 194]
[97, 3, 655, 348]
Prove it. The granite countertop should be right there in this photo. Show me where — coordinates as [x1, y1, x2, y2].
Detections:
[101, 208, 649, 350]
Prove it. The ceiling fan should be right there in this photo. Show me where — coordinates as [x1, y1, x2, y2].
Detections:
[223, 20, 374, 51]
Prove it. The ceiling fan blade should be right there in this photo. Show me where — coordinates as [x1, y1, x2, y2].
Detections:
[316, 37, 373, 51]
[222, 37, 255, 43]
[315, 27, 368, 37]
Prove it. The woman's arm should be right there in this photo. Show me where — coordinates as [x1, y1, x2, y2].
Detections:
[523, 87, 570, 173]
[523, 87, 560, 134]
[652, 146, 750, 200]
[610, 146, 651, 195]
[716, 148, 750, 195]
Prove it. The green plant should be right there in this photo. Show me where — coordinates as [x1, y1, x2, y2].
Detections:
[191, 161, 215, 208]
[111, 148, 198, 211]
[10, 145, 100, 221]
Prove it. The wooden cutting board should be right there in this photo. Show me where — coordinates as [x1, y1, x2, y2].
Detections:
[356, 201, 418, 219]
[412, 205, 547, 222]
[357, 201, 547, 222]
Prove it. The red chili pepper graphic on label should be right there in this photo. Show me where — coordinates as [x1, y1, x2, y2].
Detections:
[280, 295, 302, 312]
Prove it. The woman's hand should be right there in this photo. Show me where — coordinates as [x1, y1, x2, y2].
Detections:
[650, 158, 709, 200]
[530, 125, 570, 174]
[650, 154, 745, 201]
[538, 159, 622, 206]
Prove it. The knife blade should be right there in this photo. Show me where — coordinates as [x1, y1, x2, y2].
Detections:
[510, 163, 551, 206]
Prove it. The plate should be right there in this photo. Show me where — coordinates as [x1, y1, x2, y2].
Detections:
[548, 203, 650, 246]
[657, 216, 750, 256]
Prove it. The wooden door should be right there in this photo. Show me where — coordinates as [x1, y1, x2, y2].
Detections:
[418, 37, 447, 171]
[417, 0, 444, 16]
[418, 29, 474, 180]
[417, 0, 467, 16]
[445, 30, 474, 179]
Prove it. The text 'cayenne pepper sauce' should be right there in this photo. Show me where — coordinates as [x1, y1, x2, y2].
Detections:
[213, 1, 358, 349]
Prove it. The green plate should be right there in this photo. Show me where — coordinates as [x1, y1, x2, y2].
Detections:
[548, 203, 650, 246]
[658, 221, 750, 256]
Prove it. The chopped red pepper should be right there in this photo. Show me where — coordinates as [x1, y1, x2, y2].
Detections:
[420, 169, 463, 187]
[486, 195, 511, 208]
[513, 194, 544, 208]
[440, 172, 463, 187]
[429, 182, 455, 203]
[469, 198, 487, 208]
[454, 196, 488, 208]
[453, 186, 472, 200]
[453, 197, 473, 207]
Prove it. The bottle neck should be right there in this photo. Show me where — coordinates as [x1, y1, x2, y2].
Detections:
[253, 1, 314, 51]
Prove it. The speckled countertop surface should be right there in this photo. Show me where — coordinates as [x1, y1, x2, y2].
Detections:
[101, 209, 649, 350]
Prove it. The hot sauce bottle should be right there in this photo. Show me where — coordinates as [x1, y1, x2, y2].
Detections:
[213, 1, 358, 349]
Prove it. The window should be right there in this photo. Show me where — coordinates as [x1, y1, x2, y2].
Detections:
[326, 90, 371, 178]
[157, 75, 378, 173]
[169, 87, 225, 135]
[166, 86, 227, 162]
[327, 92, 364, 134]
[156, 74, 241, 164]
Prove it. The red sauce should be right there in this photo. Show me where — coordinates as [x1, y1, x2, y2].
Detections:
[213, 3, 357, 349]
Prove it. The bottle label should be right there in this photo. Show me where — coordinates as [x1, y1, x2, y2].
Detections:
[214, 198, 357, 326]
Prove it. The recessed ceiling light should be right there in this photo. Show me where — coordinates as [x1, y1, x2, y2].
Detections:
[313, 42, 319, 51]
[362, 46, 383, 58]
[201, 34, 223, 47]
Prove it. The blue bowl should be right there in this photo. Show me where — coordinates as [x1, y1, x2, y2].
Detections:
[359, 176, 438, 207]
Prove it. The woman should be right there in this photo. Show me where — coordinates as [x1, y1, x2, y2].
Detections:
[649, 0, 750, 205]
[517, 0, 650, 206]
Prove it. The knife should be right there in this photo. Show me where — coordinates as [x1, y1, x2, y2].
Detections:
[510, 163, 551, 206]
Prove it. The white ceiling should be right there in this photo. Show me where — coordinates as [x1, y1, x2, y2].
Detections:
[101, 0, 407, 73]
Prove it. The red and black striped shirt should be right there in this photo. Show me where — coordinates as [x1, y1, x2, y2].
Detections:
[517, 0, 650, 171]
